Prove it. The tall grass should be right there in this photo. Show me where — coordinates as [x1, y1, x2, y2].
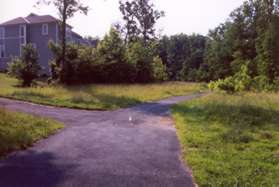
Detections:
[172, 93, 279, 186]
[0, 108, 63, 157]
[0, 73, 203, 110]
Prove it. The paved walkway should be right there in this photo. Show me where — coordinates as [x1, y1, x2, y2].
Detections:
[0, 94, 204, 187]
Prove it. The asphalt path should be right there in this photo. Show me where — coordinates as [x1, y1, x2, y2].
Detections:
[0, 94, 204, 187]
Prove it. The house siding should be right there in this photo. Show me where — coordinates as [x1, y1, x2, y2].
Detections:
[0, 25, 21, 70]
[27, 22, 57, 73]
[0, 14, 87, 74]
[0, 58, 9, 71]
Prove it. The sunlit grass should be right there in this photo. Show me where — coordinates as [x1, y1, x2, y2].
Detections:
[0, 73, 204, 110]
[172, 93, 279, 187]
[0, 108, 63, 157]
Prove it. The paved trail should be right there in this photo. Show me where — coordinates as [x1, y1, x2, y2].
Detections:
[0, 94, 203, 187]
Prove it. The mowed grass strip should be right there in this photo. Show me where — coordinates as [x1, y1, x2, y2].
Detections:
[0, 73, 203, 110]
[172, 93, 279, 187]
[0, 108, 64, 157]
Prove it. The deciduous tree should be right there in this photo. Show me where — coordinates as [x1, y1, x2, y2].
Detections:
[36, 0, 89, 84]
[119, 0, 164, 45]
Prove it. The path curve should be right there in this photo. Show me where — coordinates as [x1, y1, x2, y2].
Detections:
[0, 93, 204, 187]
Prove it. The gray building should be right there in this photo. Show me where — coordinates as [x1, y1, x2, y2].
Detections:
[0, 13, 88, 74]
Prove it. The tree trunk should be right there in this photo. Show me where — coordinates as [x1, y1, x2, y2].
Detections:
[60, 0, 67, 83]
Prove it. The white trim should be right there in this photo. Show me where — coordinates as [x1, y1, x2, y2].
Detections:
[19, 25, 27, 56]
[42, 24, 48, 35]
[56, 23, 59, 43]
[19, 25, 26, 44]
[0, 27, 4, 39]
[20, 44, 24, 57]
[19, 25, 25, 37]
[1, 36, 21, 39]
[22, 17, 31, 24]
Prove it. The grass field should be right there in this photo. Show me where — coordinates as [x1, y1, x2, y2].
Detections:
[0, 73, 203, 110]
[172, 93, 279, 186]
[0, 108, 63, 157]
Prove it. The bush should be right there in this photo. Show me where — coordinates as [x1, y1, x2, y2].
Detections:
[208, 77, 235, 93]
[208, 63, 279, 93]
[151, 56, 168, 81]
[93, 62, 137, 83]
[49, 42, 97, 84]
[126, 41, 153, 64]
[250, 76, 279, 92]
[208, 64, 252, 93]
[250, 75, 270, 91]
[49, 41, 138, 84]
[126, 40, 158, 83]
[180, 68, 201, 82]
[8, 44, 41, 87]
[96, 27, 126, 64]
[48, 30, 168, 84]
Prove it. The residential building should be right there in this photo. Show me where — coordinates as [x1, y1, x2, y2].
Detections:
[0, 13, 88, 74]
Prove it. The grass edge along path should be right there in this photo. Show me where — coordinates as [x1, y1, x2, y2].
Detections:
[0, 108, 64, 157]
[172, 93, 279, 187]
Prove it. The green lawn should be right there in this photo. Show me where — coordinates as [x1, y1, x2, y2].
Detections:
[0, 108, 63, 157]
[172, 93, 279, 187]
[0, 73, 203, 110]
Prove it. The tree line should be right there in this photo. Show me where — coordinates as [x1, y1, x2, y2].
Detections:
[206, 0, 279, 91]
[159, 0, 279, 92]
[7, 0, 279, 91]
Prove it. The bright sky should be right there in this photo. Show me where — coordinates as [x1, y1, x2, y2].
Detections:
[0, 0, 245, 38]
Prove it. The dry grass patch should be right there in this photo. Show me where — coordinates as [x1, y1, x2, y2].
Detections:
[0, 73, 204, 110]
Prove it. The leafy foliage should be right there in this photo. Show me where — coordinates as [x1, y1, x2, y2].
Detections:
[45, 0, 279, 88]
[205, 0, 279, 92]
[151, 56, 168, 81]
[8, 44, 41, 87]
[49, 41, 97, 84]
[49, 26, 169, 84]
[158, 34, 207, 81]
[96, 28, 126, 64]
[209, 64, 252, 93]
[37, 0, 89, 84]
[119, 0, 164, 44]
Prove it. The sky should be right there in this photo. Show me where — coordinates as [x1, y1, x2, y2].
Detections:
[0, 0, 245, 38]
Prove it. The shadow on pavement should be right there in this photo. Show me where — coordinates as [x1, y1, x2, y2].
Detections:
[0, 150, 76, 187]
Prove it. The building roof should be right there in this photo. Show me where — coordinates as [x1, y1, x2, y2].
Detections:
[0, 13, 71, 27]
[0, 17, 28, 26]
[72, 31, 83, 39]
[25, 14, 58, 24]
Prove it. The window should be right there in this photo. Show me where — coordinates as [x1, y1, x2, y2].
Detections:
[19, 25, 26, 45]
[42, 24, 48, 35]
[0, 45, 5, 58]
[20, 38, 26, 45]
[19, 25, 26, 57]
[19, 25, 25, 37]
[0, 27, 4, 39]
